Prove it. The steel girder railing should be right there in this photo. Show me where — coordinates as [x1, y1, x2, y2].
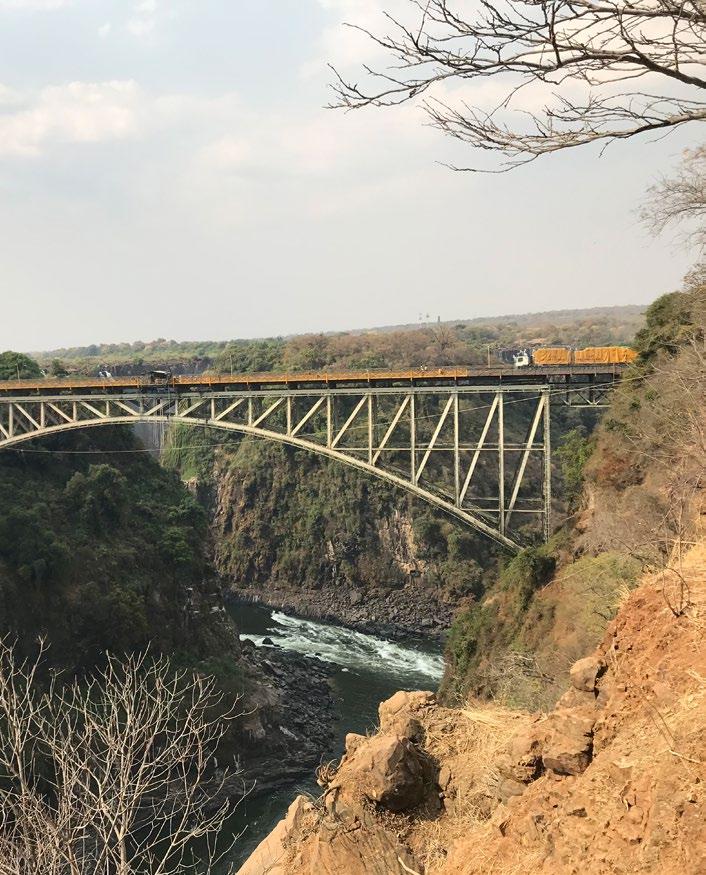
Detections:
[0, 386, 553, 551]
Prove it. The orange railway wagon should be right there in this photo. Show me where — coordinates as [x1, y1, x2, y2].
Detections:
[573, 346, 637, 365]
[532, 347, 572, 366]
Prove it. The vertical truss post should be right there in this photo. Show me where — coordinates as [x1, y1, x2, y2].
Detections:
[543, 388, 552, 542]
[410, 393, 416, 482]
[247, 397, 253, 426]
[498, 392, 505, 536]
[210, 398, 216, 420]
[326, 395, 333, 448]
[367, 394, 374, 464]
[453, 392, 460, 506]
[286, 396, 292, 435]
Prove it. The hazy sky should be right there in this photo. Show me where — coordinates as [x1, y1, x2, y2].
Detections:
[0, 0, 700, 352]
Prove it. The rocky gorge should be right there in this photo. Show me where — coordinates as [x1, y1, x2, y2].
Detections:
[239, 544, 706, 874]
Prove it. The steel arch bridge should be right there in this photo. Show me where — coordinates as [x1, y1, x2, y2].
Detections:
[0, 367, 623, 550]
[0, 387, 555, 551]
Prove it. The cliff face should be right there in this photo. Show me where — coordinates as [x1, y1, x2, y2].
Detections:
[240, 541, 706, 874]
[201, 437, 499, 639]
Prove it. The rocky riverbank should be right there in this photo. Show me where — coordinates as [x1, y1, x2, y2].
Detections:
[234, 640, 339, 794]
[229, 576, 457, 641]
[238, 544, 706, 875]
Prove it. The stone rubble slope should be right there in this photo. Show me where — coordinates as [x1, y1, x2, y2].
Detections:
[239, 542, 706, 874]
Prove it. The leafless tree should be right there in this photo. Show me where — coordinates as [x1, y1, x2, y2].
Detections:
[0, 640, 241, 875]
[641, 145, 706, 247]
[330, 0, 706, 169]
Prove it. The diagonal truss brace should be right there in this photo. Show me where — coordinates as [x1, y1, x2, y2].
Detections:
[372, 396, 410, 466]
[459, 395, 499, 505]
[415, 396, 454, 485]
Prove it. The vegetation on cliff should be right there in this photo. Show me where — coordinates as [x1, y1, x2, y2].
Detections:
[444, 271, 705, 706]
[0, 425, 230, 670]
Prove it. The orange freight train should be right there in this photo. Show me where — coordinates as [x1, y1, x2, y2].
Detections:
[519, 346, 636, 367]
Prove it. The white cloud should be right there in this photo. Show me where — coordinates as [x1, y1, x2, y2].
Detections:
[98, 21, 111, 39]
[127, 0, 157, 38]
[0, 81, 143, 157]
[305, 0, 415, 76]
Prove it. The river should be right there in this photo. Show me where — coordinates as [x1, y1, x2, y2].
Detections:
[222, 601, 445, 870]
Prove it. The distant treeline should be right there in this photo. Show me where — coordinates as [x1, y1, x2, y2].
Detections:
[35, 304, 646, 376]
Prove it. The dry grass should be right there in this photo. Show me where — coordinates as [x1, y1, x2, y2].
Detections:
[410, 702, 532, 873]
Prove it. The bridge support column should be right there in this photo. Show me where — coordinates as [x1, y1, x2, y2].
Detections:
[543, 389, 552, 542]
[367, 394, 374, 464]
[410, 393, 416, 482]
[453, 392, 460, 506]
[498, 392, 505, 536]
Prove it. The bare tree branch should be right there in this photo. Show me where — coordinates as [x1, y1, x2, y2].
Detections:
[641, 145, 706, 246]
[0, 642, 243, 875]
[329, 0, 706, 168]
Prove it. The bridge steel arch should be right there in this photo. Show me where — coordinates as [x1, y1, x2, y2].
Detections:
[0, 386, 556, 551]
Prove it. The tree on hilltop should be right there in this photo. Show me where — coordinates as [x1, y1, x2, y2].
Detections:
[0, 351, 42, 381]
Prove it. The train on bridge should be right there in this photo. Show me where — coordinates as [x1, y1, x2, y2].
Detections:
[508, 345, 636, 368]
[0, 346, 636, 396]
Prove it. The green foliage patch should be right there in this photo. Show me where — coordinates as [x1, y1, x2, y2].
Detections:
[0, 427, 214, 670]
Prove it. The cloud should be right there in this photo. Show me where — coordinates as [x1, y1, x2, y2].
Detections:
[127, 0, 157, 38]
[305, 0, 415, 76]
[98, 21, 111, 39]
[0, 81, 143, 157]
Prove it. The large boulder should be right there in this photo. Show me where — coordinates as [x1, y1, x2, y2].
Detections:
[497, 721, 547, 785]
[570, 656, 604, 693]
[542, 710, 595, 776]
[306, 817, 421, 875]
[378, 690, 434, 741]
[330, 734, 427, 813]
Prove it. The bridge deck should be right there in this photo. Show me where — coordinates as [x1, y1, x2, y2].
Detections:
[0, 364, 628, 396]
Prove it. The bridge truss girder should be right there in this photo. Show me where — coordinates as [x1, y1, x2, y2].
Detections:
[0, 386, 554, 551]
